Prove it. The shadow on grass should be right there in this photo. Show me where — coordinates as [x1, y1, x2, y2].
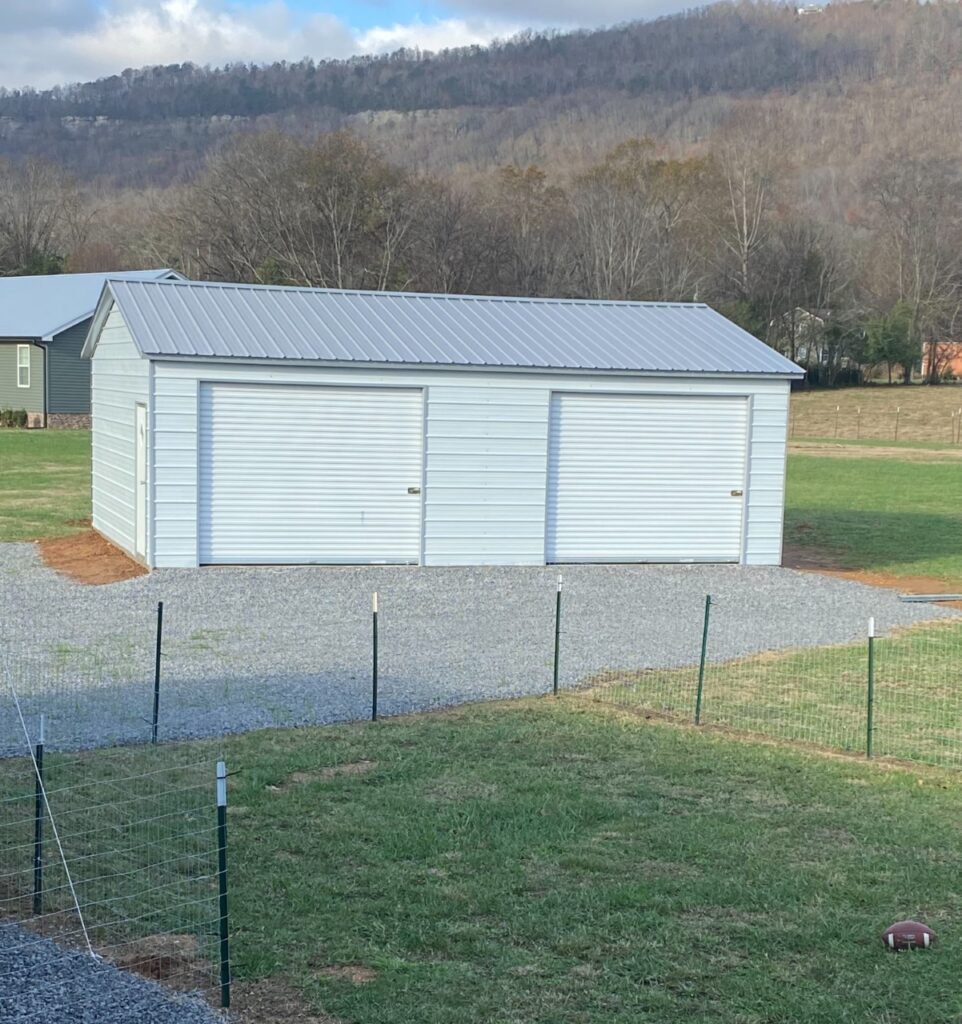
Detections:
[784, 507, 962, 575]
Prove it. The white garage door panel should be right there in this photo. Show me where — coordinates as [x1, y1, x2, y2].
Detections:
[199, 384, 423, 564]
[547, 393, 748, 562]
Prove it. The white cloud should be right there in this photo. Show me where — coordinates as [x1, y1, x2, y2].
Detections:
[0, 0, 695, 91]
[0, 0, 531, 91]
[357, 16, 523, 54]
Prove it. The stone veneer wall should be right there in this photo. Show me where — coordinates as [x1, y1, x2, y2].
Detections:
[47, 414, 91, 429]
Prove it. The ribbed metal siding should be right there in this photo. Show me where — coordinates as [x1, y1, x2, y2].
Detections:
[198, 383, 424, 564]
[546, 393, 749, 563]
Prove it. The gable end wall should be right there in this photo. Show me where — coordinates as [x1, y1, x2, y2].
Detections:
[90, 306, 148, 558]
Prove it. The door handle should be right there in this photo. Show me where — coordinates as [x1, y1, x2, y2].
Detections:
[408, 486, 421, 495]
[730, 489, 743, 497]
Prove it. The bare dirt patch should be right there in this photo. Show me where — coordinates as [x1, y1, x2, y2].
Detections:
[782, 543, 962, 608]
[231, 977, 344, 1024]
[316, 964, 378, 984]
[37, 529, 147, 585]
[112, 933, 211, 992]
[266, 761, 379, 793]
[789, 441, 962, 462]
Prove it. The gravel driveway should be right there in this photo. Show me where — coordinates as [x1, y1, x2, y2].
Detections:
[0, 542, 955, 753]
[0, 924, 221, 1024]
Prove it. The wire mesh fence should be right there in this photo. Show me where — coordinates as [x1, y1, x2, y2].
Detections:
[2, 567, 961, 1017]
[589, 597, 962, 769]
[0, 675, 229, 1019]
[789, 397, 962, 444]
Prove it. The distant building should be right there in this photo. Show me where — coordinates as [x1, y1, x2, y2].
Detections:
[0, 270, 181, 427]
[921, 340, 962, 381]
[797, 4, 824, 13]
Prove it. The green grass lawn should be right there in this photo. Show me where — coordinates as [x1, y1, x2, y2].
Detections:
[0, 429, 91, 541]
[6, 701, 962, 1023]
[785, 453, 962, 582]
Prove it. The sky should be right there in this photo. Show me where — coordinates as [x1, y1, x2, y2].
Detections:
[0, 0, 693, 91]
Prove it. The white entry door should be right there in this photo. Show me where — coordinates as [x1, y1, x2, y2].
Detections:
[198, 383, 424, 564]
[546, 393, 749, 563]
[134, 403, 148, 559]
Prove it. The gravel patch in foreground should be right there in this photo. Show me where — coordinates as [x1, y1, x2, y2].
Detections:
[0, 543, 957, 752]
[0, 923, 222, 1024]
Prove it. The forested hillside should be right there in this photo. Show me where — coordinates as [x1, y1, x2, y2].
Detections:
[0, 1, 959, 184]
[0, 1, 959, 385]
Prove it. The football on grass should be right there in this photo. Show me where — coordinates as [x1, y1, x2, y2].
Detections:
[881, 921, 936, 951]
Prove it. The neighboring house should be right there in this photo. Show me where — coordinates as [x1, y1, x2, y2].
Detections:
[0, 270, 182, 427]
[84, 278, 802, 569]
[921, 341, 962, 381]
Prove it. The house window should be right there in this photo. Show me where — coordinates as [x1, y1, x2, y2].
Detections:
[17, 345, 30, 388]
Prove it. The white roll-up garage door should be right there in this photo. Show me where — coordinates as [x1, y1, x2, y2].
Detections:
[546, 393, 749, 563]
[199, 383, 424, 564]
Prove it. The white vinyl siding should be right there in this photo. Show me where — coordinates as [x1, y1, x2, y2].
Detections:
[423, 386, 549, 565]
[143, 360, 790, 569]
[198, 383, 423, 564]
[89, 308, 148, 558]
[17, 345, 30, 388]
[546, 393, 749, 563]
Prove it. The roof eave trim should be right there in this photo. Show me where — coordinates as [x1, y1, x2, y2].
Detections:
[81, 284, 123, 359]
[139, 352, 804, 378]
[42, 310, 96, 341]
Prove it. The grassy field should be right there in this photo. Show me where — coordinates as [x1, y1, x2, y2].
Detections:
[0, 429, 90, 542]
[5, 700, 962, 1024]
[791, 385, 962, 444]
[785, 452, 962, 582]
[597, 618, 962, 768]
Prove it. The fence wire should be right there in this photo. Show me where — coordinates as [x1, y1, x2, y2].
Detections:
[790, 400, 962, 444]
[590, 603, 962, 768]
[0, 681, 225, 1017]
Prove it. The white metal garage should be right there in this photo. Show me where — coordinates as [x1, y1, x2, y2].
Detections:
[83, 278, 803, 569]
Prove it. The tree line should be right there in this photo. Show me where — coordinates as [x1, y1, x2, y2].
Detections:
[0, 2, 959, 191]
[1, 123, 960, 384]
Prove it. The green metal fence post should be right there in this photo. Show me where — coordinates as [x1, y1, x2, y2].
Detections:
[695, 596, 712, 725]
[866, 617, 876, 759]
[32, 715, 44, 916]
[372, 592, 379, 722]
[216, 760, 231, 1009]
[552, 574, 562, 697]
[151, 601, 164, 744]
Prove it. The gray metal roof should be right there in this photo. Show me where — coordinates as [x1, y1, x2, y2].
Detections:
[0, 269, 181, 340]
[91, 278, 803, 377]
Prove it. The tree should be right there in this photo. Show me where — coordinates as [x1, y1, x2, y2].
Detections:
[487, 165, 568, 297]
[165, 132, 423, 291]
[863, 158, 962, 383]
[865, 303, 920, 384]
[708, 113, 784, 302]
[0, 158, 86, 276]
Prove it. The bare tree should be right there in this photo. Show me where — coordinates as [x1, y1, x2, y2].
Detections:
[863, 157, 962, 382]
[0, 158, 85, 274]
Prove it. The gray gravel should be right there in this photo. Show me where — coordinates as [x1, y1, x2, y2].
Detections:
[0, 542, 956, 752]
[0, 923, 222, 1024]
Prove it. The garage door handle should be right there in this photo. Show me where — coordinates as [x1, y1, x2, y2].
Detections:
[408, 486, 421, 495]
[730, 489, 743, 497]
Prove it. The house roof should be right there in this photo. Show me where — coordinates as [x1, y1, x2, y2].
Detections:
[86, 278, 803, 377]
[0, 269, 181, 340]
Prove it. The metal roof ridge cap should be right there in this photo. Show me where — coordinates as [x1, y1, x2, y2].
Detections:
[119, 277, 712, 309]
